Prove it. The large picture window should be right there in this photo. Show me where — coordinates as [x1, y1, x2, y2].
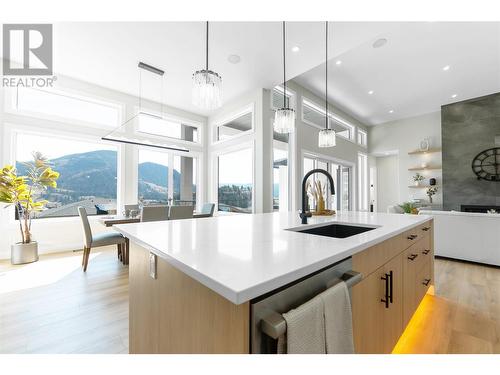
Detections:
[14, 132, 118, 218]
[217, 148, 253, 213]
[137, 113, 200, 144]
[138, 149, 170, 205]
[12, 88, 120, 127]
[302, 98, 355, 141]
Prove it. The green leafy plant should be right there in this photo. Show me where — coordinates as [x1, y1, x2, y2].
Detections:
[413, 173, 424, 182]
[399, 201, 418, 214]
[0, 152, 59, 244]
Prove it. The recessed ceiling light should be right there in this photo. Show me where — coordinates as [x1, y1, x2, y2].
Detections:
[335, 60, 342, 65]
[451, 94, 457, 98]
[389, 110, 394, 113]
[291, 46, 300, 52]
[442, 65, 450, 71]
[368, 90, 374, 95]
[227, 54, 241, 64]
[373, 38, 388, 48]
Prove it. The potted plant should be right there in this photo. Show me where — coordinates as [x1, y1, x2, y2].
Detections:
[413, 172, 424, 186]
[0, 152, 59, 264]
[399, 201, 418, 214]
[426, 186, 438, 204]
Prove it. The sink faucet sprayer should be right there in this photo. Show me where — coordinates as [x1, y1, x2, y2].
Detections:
[300, 169, 335, 225]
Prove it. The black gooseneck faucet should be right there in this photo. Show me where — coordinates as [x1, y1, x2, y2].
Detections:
[300, 169, 335, 224]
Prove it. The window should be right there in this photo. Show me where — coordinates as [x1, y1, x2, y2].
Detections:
[303, 155, 352, 212]
[218, 148, 253, 213]
[14, 132, 117, 218]
[302, 98, 355, 141]
[138, 149, 169, 205]
[137, 113, 200, 143]
[358, 129, 367, 147]
[271, 86, 293, 110]
[173, 154, 197, 206]
[273, 141, 289, 211]
[13, 88, 120, 127]
[216, 111, 253, 142]
[358, 153, 369, 211]
[138, 149, 198, 207]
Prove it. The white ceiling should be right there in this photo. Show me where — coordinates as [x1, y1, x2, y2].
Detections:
[294, 22, 500, 125]
[19, 22, 398, 117]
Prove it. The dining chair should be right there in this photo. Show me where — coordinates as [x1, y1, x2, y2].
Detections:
[195, 203, 215, 218]
[140, 205, 169, 222]
[124, 204, 140, 212]
[169, 205, 194, 220]
[78, 206, 129, 272]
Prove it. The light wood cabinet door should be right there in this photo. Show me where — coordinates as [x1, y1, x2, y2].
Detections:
[352, 253, 404, 354]
[352, 266, 386, 353]
[402, 243, 421, 326]
[382, 253, 403, 353]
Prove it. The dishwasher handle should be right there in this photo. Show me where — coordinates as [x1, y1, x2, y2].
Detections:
[260, 270, 363, 340]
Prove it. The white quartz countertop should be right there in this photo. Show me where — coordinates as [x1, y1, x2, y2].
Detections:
[114, 211, 431, 305]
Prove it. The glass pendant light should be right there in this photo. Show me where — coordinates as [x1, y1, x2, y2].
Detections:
[273, 21, 295, 134]
[318, 21, 336, 148]
[192, 21, 222, 110]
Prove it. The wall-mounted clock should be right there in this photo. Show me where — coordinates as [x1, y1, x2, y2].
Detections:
[471, 147, 500, 181]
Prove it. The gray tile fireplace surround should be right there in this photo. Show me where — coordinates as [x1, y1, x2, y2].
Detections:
[442, 92, 500, 211]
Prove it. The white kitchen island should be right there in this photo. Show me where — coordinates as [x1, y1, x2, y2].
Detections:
[114, 211, 434, 354]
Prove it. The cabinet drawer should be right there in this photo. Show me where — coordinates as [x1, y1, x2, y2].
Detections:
[352, 236, 401, 278]
[400, 220, 432, 250]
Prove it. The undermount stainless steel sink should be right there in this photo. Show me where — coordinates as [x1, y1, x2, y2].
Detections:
[287, 223, 378, 239]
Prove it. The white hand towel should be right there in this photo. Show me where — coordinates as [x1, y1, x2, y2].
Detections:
[320, 281, 355, 354]
[282, 296, 326, 354]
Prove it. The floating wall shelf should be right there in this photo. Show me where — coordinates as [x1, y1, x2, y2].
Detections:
[408, 185, 433, 188]
[408, 166, 442, 171]
[408, 148, 442, 155]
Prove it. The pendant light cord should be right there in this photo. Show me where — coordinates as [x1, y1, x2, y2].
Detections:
[283, 21, 286, 109]
[206, 21, 209, 71]
[325, 21, 328, 130]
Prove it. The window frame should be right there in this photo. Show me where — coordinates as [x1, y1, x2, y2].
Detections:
[357, 152, 369, 212]
[6, 123, 121, 222]
[357, 128, 368, 148]
[4, 87, 123, 130]
[211, 103, 255, 145]
[134, 107, 204, 148]
[211, 140, 255, 214]
[137, 145, 202, 210]
[301, 97, 356, 142]
[271, 85, 296, 111]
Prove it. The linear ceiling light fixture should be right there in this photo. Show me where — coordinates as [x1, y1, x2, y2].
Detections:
[273, 21, 296, 134]
[102, 62, 189, 153]
[318, 21, 336, 148]
[192, 21, 222, 110]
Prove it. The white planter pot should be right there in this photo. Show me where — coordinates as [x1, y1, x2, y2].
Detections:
[11, 241, 39, 265]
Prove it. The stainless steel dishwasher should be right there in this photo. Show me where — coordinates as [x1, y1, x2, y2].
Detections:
[250, 257, 361, 354]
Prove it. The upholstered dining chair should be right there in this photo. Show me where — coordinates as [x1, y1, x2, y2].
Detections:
[78, 206, 129, 272]
[140, 205, 169, 222]
[169, 205, 194, 220]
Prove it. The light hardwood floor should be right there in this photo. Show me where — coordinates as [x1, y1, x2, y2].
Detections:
[0, 250, 499, 354]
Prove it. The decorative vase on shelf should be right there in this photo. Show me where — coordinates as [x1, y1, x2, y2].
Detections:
[429, 196, 433, 204]
[429, 178, 436, 186]
[414, 181, 420, 187]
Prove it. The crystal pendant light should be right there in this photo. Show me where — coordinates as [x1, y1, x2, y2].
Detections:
[318, 21, 336, 148]
[273, 21, 295, 134]
[192, 21, 222, 110]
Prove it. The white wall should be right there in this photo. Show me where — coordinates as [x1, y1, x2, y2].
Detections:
[369, 111, 442, 206]
[0, 75, 207, 260]
[286, 80, 370, 211]
[375, 155, 400, 212]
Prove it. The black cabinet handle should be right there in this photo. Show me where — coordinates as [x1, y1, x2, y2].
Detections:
[422, 227, 431, 232]
[381, 273, 390, 308]
[422, 278, 431, 286]
[422, 249, 430, 255]
[408, 253, 418, 261]
[407, 234, 417, 240]
[388, 270, 394, 304]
